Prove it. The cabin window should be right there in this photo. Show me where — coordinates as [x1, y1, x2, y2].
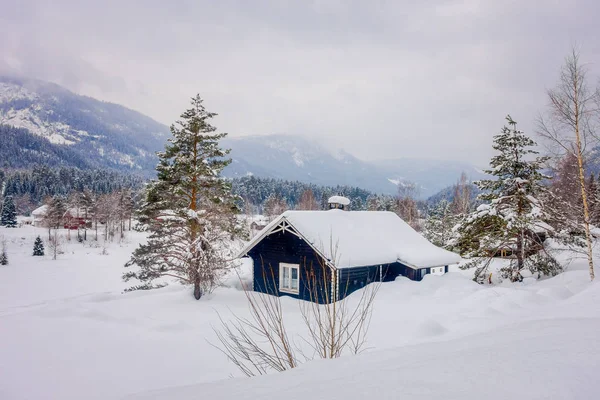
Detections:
[279, 263, 300, 294]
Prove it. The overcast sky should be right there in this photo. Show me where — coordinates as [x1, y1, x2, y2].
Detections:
[1, 0, 599, 164]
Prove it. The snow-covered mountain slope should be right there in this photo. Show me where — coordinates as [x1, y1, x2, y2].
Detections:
[0, 76, 168, 174]
[222, 134, 396, 194]
[222, 134, 487, 197]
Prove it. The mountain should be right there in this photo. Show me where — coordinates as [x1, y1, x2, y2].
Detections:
[0, 124, 93, 170]
[0, 76, 168, 174]
[0, 77, 487, 196]
[425, 183, 481, 206]
[221, 134, 488, 198]
[373, 158, 488, 198]
[221, 134, 397, 194]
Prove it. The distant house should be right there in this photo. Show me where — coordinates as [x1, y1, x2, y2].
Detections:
[62, 209, 86, 230]
[238, 197, 461, 303]
[31, 205, 49, 228]
[30, 205, 86, 230]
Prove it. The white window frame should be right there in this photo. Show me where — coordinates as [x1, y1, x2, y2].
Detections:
[279, 263, 300, 294]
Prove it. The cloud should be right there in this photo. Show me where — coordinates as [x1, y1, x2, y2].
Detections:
[1, 0, 599, 165]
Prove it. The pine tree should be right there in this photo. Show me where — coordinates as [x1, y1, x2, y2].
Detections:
[124, 95, 240, 300]
[458, 116, 564, 283]
[424, 199, 455, 248]
[33, 236, 45, 256]
[0, 196, 17, 228]
[0, 241, 7, 265]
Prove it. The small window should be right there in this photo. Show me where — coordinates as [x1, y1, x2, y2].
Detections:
[279, 263, 300, 294]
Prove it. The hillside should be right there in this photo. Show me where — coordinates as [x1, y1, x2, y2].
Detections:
[0, 124, 92, 169]
[0, 76, 168, 174]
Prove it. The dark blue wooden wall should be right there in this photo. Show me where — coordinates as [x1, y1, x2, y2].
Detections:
[248, 230, 332, 303]
[248, 231, 450, 303]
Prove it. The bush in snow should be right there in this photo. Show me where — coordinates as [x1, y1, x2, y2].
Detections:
[33, 236, 45, 256]
[214, 257, 379, 376]
[48, 232, 63, 260]
[124, 94, 241, 300]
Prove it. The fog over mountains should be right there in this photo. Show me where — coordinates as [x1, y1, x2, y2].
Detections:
[0, 76, 487, 197]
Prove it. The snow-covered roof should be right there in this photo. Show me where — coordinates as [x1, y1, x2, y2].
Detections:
[328, 196, 350, 206]
[31, 205, 48, 217]
[31, 205, 85, 218]
[239, 210, 461, 269]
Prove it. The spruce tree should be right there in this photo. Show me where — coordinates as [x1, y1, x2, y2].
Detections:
[0, 196, 17, 228]
[424, 199, 455, 248]
[0, 242, 7, 265]
[33, 236, 45, 256]
[124, 95, 240, 300]
[457, 115, 565, 283]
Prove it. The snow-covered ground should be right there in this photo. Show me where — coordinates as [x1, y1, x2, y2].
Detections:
[0, 225, 599, 399]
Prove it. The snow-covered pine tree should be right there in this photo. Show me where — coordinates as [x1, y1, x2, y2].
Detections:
[457, 115, 563, 283]
[0, 196, 17, 228]
[0, 241, 7, 265]
[124, 94, 240, 300]
[424, 199, 455, 248]
[33, 236, 45, 256]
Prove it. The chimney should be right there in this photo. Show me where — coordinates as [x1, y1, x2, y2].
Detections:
[328, 196, 350, 211]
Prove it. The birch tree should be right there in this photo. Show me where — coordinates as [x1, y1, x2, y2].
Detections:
[537, 48, 600, 281]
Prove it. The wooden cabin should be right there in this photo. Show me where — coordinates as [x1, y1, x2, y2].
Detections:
[238, 198, 461, 303]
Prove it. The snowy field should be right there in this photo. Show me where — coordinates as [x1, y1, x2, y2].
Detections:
[1, 225, 599, 400]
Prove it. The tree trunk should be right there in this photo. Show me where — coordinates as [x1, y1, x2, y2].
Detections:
[573, 77, 595, 281]
[576, 149, 595, 281]
[515, 231, 524, 282]
[193, 278, 202, 300]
